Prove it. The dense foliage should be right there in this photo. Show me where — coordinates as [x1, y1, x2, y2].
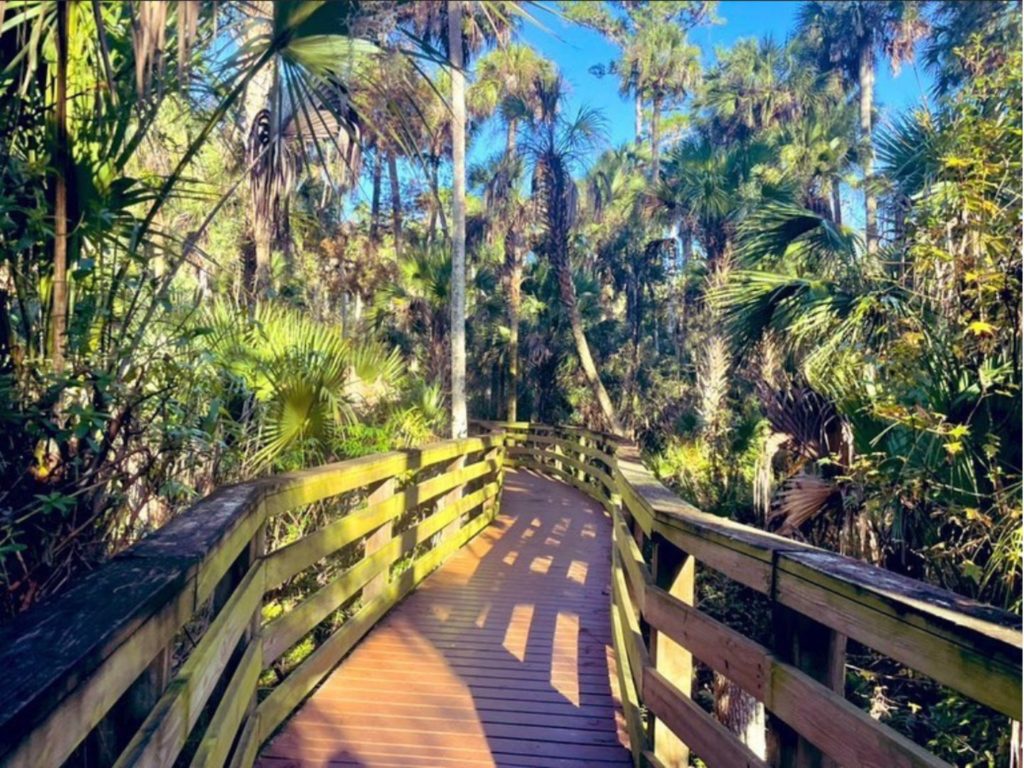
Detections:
[0, 1, 1019, 765]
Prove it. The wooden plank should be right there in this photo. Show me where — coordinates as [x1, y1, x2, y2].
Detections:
[611, 593, 646, 768]
[262, 482, 498, 664]
[649, 535, 695, 767]
[776, 551, 1021, 719]
[612, 549, 651, 698]
[189, 641, 263, 768]
[256, 496, 495, 743]
[113, 561, 267, 767]
[643, 668, 768, 768]
[264, 495, 402, 589]
[771, 606, 846, 768]
[612, 508, 653, 614]
[643, 585, 768, 700]
[262, 540, 398, 664]
[642, 587, 952, 768]
[0, 566, 195, 768]
[261, 452, 410, 516]
[226, 712, 260, 768]
[768, 660, 950, 768]
[509, 445, 615, 492]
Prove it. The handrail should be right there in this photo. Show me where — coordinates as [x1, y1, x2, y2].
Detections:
[473, 421, 1022, 768]
[0, 435, 506, 768]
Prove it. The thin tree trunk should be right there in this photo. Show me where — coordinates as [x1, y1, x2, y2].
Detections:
[651, 93, 662, 184]
[388, 151, 401, 256]
[448, 0, 468, 439]
[634, 90, 643, 142]
[369, 150, 382, 244]
[506, 246, 521, 422]
[831, 179, 843, 227]
[554, 251, 624, 436]
[858, 44, 877, 254]
[50, 0, 70, 370]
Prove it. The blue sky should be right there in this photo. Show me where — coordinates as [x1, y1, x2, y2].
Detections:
[516, 0, 934, 149]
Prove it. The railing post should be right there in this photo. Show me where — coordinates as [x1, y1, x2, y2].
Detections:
[769, 604, 847, 768]
[83, 646, 171, 766]
[649, 534, 696, 767]
[363, 475, 397, 603]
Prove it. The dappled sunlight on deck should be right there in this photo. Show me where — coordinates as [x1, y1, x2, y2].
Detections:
[257, 469, 632, 767]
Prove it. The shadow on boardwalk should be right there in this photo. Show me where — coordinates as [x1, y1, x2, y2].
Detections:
[257, 469, 632, 768]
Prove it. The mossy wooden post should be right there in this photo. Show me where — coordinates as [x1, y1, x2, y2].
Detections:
[650, 534, 695, 767]
[363, 476, 397, 603]
[483, 441, 504, 522]
[83, 645, 172, 765]
[770, 606, 847, 768]
[438, 452, 467, 544]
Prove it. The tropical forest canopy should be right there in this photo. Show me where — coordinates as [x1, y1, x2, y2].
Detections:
[0, 1, 1020, 763]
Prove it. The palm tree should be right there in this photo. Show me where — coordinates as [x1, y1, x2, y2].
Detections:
[526, 77, 624, 435]
[797, 1, 928, 255]
[448, 0, 469, 438]
[564, 1, 715, 147]
[405, 0, 520, 437]
[622, 21, 701, 182]
[469, 44, 554, 420]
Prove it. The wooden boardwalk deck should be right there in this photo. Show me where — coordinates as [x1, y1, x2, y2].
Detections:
[257, 469, 631, 768]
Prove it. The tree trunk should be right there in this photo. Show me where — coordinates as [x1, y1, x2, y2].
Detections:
[858, 44, 877, 254]
[448, 0, 468, 439]
[369, 150, 382, 244]
[506, 245, 521, 422]
[831, 179, 843, 227]
[50, 0, 69, 370]
[713, 673, 767, 759]
[554, 250, 624, 436]
[651, 92, 662, 184]
[388, 151, 401, 256]
[243, 3, 275, 300]
[634, 90, 643, 142]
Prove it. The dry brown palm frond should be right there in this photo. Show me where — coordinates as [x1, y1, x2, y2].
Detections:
[754, 430, 790, 520]
[132, 1, 168, 97]
[757, 380, 853, 466]
[769, 472, 839, 535]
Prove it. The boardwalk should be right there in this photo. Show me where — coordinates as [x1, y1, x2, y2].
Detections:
[257, 469, 632, 768]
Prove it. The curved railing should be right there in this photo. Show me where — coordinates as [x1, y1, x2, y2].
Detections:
[476, 421, 1022, 768]
[0, 436, 505, 768]
[0, 423, 1019, 768]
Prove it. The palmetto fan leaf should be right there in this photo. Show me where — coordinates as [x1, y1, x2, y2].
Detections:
[737, 202, 859, 273]
[203, 302, 407, 471]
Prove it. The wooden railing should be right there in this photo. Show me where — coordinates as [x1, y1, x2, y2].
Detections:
[1, 423, 1019, 768]
[0, 435, 505, 768]
[476, 421, 1022, 768]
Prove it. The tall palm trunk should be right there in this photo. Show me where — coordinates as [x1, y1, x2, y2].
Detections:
[448, 0, 468, 439]
[831, 179, 843, 227]
[505, 242, 522, 421]
[388, 151, 401, 256]
[243, 2, 275, 299]
[634, 90, 643, 142]
[504, 119, 520, 422]
[50, 0, 70, 370]
[650, 92, 662, 183]
[369, 149, 382, 244]
[858, 43, 877, 254]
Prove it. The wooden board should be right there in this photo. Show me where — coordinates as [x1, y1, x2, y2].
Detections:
[256, 469, 632, 768]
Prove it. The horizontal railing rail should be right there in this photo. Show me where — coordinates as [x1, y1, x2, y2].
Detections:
[473, 421, 1022, 768]
[0, 436, 505, 768]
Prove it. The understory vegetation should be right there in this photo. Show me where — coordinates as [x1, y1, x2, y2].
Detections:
[0, 1, 1019, 765]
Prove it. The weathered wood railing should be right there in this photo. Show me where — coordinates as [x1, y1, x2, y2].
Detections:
[476, 421, 1022, 768]
[0, 435, 505, 768]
